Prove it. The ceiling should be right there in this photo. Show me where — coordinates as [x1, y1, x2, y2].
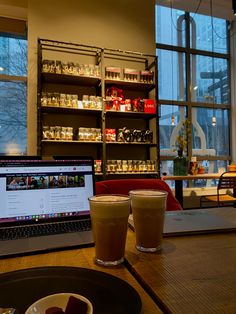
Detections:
[156, 0, 235, 20]
[0, 0, 235, 21]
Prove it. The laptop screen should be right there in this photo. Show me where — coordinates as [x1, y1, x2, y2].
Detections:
[0, 158, 95, 226]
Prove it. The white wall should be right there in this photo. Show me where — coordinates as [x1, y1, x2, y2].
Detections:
[27, 0, 156, 154]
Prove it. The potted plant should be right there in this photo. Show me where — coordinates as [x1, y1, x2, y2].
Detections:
[173, 119, 191, 176]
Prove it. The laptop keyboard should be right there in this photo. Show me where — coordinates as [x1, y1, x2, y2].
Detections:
[0, 220, 91, 241]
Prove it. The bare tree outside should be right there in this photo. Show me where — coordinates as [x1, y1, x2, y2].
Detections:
[0, 36, 27, 155]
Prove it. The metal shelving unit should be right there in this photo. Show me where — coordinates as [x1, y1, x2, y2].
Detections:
[37, 39, 160, 178]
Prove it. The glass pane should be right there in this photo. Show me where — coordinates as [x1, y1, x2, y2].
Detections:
[0, 36, 27, 76]
[155, 5, 186, 47]
[157, 49, 186, 101]
[191, 55, 229, 104]
[159, 104, 187, 155]
[0, 81, 27, 154]
[190, 13, 228, 54]
[192, 107, 229, 156]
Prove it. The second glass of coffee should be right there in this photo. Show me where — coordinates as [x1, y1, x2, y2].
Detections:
[129, 190, 167, 252]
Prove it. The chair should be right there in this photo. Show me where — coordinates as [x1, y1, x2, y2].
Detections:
[95, 178, 183, 211]
[200, 171, 236, 207]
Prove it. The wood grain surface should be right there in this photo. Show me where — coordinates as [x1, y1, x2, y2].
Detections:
[0, 245, 162, 314]
[125, 207, 236, 313]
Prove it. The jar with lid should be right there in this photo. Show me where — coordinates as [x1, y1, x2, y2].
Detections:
[89, 96, 96, 109]
[54, 126, 61, 140]
[82, 95, 89, 109]
[71, 95, 78, 108]
[42, 126, 50, 140]
[66, 127, 73, 141]
[95, 96, 102, 110]
[106, 160, 112, 173]
[95, 128, 102, 141]
[142, 161, 148, 172]
[60, 94, 66, 107]
[60, 127, 67, 140]
[61, 62, 69, 74]
[95, 160, 102, 173]
[65, 94, 72, 107]
[133, 160, 139, 172]
[41, 92, 48, 107]
[49, 126, 55, 140]
[110, 160, 117, 173]
[150, 160, 156, 172]
[116, 160, 123, 172]
[128, 160, 133, 172]
[138, 160, 144, 172]
[122, 160, 128, 172]
[146, 160, 152, 172]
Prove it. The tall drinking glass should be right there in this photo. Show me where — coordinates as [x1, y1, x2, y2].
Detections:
[129, 190, 167, 252]
[89, 194, 130, 266]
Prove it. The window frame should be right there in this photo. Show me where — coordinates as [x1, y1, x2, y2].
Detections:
[156, 8, 231, 168]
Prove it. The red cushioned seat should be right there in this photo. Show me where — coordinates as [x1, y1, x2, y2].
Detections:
[96, 179, 182, 211]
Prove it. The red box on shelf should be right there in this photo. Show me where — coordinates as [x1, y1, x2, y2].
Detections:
[144, 99, 156, 114]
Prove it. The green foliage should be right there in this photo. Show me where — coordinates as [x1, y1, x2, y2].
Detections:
[175, 119, 191, 152]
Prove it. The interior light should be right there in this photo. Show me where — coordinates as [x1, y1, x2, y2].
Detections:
[171, 115, 175, 126]
[233, 0, 236, 15]
[0, 67, 4, 71]
[212, 116, 216, 126]
[193, 86, 198, 90]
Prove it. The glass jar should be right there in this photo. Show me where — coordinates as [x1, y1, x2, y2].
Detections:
[42, 126, 50, 140]
[122, 160, 128, 172]
[173, 150, 188, 176]
[116, 160, 123, 172]
[128, 160, 133, 172]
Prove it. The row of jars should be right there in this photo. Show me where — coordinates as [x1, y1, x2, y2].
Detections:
[107, 160, 156, 173]
[42, 126, 103, 142]
[105, 67, 154, 83]
[42, 60, 100, 77]
[41, 93, 103, 110]
[78, 128, 102, 142]
[43, 126, 73, 141]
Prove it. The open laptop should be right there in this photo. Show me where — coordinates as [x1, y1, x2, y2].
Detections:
[0, 157, 95, 258]
[163, 209, 236, 236]
[129, 208, 236, 236]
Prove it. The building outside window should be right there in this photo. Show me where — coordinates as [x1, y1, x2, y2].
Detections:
[156, 5, 230, 187]
[0, 18, 27, 155]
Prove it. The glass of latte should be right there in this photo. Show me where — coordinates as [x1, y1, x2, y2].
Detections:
[89, 194, 130, 266]
[129, 190, 167, 252]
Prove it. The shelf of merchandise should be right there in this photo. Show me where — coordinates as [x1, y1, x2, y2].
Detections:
[102, 47, 159, 178]
[41, 140, 103, 144]
[41, 107, 102, 115]
[42, 72, 101, 86]
[37, 39, 103, 162]
[37, 39, 160, 179]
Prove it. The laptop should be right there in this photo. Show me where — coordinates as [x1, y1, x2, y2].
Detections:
[0, 157, 95, 258]
[128, 208, 236, 236]
[163, 209, 236, 236]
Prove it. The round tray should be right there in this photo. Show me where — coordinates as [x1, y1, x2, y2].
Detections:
[0, 266, 142, 314]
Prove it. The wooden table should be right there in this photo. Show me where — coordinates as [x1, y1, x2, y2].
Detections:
[125, 207, 236, 313]
[1, 208, 236, 313]
[0, 244, 162, 314]
[162, 173, 222, 207]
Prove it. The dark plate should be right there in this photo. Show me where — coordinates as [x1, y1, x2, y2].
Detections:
[0, 266, 141, 314]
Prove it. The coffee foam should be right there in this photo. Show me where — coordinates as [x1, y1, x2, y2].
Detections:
[89, 195, 130, 218]
[129, 190, 167, 197]
[89, 195, 130, 202]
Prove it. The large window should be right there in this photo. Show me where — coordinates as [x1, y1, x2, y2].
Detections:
[156, 5, 230, 181]
[0, 29, 27, 155]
